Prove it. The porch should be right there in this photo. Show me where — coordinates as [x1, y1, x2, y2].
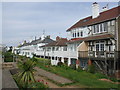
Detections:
[78, 51, 120, 76]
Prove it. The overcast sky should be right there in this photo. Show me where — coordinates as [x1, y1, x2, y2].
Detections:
[2, 2, 118, 46]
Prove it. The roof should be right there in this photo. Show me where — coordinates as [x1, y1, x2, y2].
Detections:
[19, 37, 54, 47]
[41, 38, 68, 47]
[68, 34, 114, 43]
[19, 42, 31, 47]
[37, 38, 54, 44]
[67, 6, 120, 31]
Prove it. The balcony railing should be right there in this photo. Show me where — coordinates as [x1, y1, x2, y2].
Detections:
[78, 51, 115, 59]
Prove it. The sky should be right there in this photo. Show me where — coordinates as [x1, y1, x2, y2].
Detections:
[2, 2, 119, 46]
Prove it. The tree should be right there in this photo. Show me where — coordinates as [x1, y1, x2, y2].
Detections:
[16, 59, 36, 88]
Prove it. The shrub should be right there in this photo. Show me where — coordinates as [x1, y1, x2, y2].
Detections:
[3, 52, 13, 62]
[70, 64, 76, 70]
[87, 65, 96, 74]
[57, 62, 63, 66]
[76, 66, 83, 72]
[30, 57, 38, 62]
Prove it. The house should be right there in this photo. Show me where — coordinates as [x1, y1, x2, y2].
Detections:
[66, 2, 120, 76]
[18, 35, 54, 58]
[36, 36, 68, 65]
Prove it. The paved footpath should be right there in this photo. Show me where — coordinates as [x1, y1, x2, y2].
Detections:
[35, 67, 73, 84]
[2, 69, 18, 88]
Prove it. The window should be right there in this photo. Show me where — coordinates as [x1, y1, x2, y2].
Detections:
[55, 57, 57, 60]
[100, 44, 104, 55]
[100, 23, 102, 32]
[97, 24, 99, 32]
[56, 47, 59, 51]
[81, 61, 87, 67]
[92, 25, 95, 33]
[95, 25, 97, 33]
[93, 25, 96, 33]
[81, 31, 83, 37]
[96, 42, 105, 56]
[93, 22, 109, 34]
[101, 23, 104, 32]
[77, 32, 79, 37]
[73, 33, 74, 37]
[99, 24, 101, 32]
[63, 47, 67, 51]
[104, 22, 108, 32]
[74, 33, 76, 37]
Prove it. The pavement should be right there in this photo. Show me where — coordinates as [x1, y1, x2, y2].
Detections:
[0, 55, 2, 89]
[35, 67, 73, 84]
[2, 69, 18, 89]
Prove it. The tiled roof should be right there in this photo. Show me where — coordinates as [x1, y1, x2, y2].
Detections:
[67, 6, 120, 31]
[41, 38, 68, 47]
[68, 34, 114, 43]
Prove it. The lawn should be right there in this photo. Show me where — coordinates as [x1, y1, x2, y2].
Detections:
[36, 57, 119, 88]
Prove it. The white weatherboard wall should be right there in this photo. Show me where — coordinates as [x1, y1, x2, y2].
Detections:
[67, 27, 90, 40]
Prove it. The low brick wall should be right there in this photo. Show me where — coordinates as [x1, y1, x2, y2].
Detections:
[2, 62, 14, 69]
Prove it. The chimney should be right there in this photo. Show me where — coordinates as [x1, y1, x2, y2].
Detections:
[92, 2, 99, 19]
[56, 36, 60, 41]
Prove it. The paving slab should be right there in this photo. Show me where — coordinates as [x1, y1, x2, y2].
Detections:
[35, 67, 73, 84]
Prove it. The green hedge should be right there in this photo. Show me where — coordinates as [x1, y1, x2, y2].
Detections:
[3, 52, 13, 62]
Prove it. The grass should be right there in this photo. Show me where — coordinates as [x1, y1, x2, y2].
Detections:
[36, 57, 119, 88]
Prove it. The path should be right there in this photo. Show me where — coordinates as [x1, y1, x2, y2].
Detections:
[2, 69, 18, 89]
[34, 71, 78, 88]
[35, 67, 73, 84]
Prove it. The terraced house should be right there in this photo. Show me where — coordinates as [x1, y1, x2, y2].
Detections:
[67, 2, 120, 76]
[35, 36, 69, 65]
[17, 35, 54, 58]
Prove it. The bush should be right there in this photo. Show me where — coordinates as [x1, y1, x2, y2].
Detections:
[70, 64, 76, 70]
[3, 52, 13, 62]
[61, 64, 69, 70]
[57, 62, 63, 66]
[87, 65, 96, 74]
[35, 57, 51, 65]
[76, 66, 83, 72]
[30, 57, 38, 62]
